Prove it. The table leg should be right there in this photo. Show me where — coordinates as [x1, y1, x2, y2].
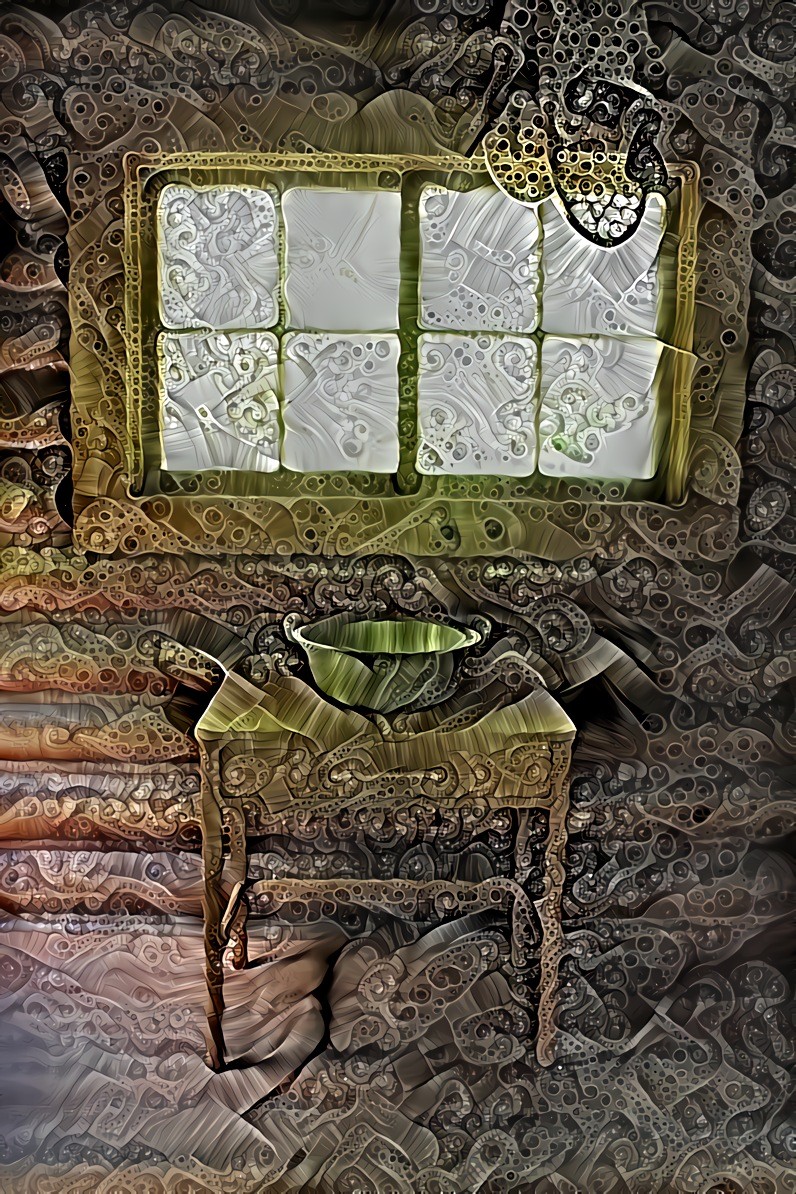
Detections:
[535, 744, 571, 1067]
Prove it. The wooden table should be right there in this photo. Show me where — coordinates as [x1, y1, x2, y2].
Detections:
[197, 670, 575, 1070]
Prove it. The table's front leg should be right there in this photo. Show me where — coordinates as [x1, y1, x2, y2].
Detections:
[199, 739, 249, 1070]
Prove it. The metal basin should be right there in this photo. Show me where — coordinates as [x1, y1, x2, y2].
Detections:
[285, 612, 482, 712]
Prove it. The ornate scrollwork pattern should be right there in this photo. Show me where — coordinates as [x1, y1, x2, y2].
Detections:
[0, 0, 791, 1191]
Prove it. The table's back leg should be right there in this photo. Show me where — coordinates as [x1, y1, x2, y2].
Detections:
[535, 742, 571, 1067]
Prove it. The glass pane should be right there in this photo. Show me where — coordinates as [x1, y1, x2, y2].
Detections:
[283, 189, 401, 332]
[416, 333, 538, 475]
[419, 184, 541, 334]
[160, 332, 280, 472]
[538, 334, 666, 480]
[281, 333, 401, 472]
[540, 194, 668, 337]
[158, 185, 279, 330]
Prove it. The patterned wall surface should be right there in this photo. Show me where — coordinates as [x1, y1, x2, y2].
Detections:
[0, 1, 793, 1191]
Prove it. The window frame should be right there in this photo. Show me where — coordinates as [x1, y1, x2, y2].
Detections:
[69, 149, 698, 557]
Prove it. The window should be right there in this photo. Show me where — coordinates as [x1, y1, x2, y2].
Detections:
[152, 162, 691, 492]
[104, 150, 696, 558]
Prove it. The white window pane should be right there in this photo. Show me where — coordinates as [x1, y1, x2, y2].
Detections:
[158, 185, 279, 330]
[283, 189, 401, 332]
[416, 333, 538, 476]
[160, 332, 280, 472]
[419, 185, 541, 334]
[540, 194, 668, 337]
[538, 334, 666, 480]
[281, 333, 400, 472]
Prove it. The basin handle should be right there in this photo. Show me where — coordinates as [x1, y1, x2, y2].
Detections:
[467, 614, 491, 644]
[283, 611, 303, 645]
